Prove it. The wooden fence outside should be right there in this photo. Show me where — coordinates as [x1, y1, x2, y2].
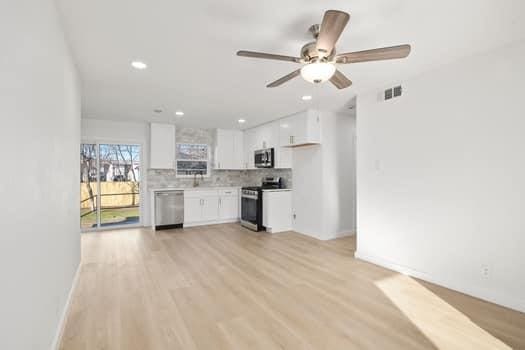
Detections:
[80, 182, 140, 209]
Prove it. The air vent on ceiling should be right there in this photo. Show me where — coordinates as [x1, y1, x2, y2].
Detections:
[383, 85, 403, 101]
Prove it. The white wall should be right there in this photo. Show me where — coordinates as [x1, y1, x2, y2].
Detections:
[81, 118, 149, 145]
[321, 112, 357, 238]
[356, 40, 525, 312]
[292, 145, 324, 238]
[81, 118, 151, 225]
[292, 112, 356, 240]
[0, 1, 81, 349]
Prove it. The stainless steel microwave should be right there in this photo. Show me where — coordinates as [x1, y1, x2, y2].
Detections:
[254, 148, 274, 168]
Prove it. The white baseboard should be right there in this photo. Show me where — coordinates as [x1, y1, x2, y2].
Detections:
[332, 230, 356, 239]
[354, 250, 525, 314]
[317, 230, 356, 241]
[51, 263, 81, 350]
[183, 218, 239, 228]
[292, 230, 356, 241]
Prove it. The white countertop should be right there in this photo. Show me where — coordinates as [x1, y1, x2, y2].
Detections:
[150, 186, 240, 192]
[262, 188, 292, 192]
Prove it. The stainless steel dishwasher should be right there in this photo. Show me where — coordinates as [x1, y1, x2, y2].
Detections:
[154, 190, 184, 230]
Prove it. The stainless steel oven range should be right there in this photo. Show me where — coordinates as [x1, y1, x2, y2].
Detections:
[240, 187, 261, 231]
[240, 177, 283, 232]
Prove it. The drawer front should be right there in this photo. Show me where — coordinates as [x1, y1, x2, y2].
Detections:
[184, 190, 219, 198]
[219, 189, 238, 197]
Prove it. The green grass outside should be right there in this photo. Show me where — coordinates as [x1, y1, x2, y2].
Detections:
[81, 206, 139, 229]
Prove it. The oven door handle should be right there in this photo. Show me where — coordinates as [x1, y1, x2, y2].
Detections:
[242, 194, 258, 200]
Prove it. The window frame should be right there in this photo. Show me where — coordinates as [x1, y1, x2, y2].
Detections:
[175, 143, 210, 178]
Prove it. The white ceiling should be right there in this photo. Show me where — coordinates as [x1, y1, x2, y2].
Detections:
[57, 0, 525, 129]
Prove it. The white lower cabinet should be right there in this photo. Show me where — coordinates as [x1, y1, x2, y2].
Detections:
[184, 188, 239, 227]
[202, 196, 219, 222]
[184, 196, 204, 223]
[218, 190, 238, 220]
[262, 190, 292, 233]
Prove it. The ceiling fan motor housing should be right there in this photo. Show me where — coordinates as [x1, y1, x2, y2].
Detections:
[301, 40, 335, 62]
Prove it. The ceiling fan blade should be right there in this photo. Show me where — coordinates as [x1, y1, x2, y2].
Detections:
[330, 70, 352, 89]
[266, 69, 301, 88]
[316, 10, 350, 58]
[336, 44, 411, 64]
[237, 50, 301, 63]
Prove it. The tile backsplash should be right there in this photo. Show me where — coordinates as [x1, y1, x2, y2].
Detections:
[147, 127, 292, 189]
[147, 168, 292, 189]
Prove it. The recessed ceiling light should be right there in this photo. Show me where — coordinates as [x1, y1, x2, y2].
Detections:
[131, 61, 147, 70]
[302, 95, 313, 101]
[175, 111, 184, 116]
[238, 119, 246, 124]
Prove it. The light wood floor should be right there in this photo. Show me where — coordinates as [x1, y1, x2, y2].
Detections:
[60, 224, 525, 349]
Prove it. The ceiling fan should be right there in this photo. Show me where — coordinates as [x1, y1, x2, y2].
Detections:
[237, 10, 411, 89]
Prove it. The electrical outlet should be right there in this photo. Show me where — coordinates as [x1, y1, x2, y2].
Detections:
[481, 264, 489, 277]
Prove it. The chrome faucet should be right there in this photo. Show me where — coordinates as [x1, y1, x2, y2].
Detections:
[192, 171, 204, 187]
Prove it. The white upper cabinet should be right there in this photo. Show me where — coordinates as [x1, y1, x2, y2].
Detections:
[257, 123, 274, 149]
[271, 120, 292, 169]
[243, 128, 256, 169]
[242, 120, 293, 169]
[279, 110, 321, 147]
[150, 123, 176, 169]
[215, 129, 243, 170]
[233, 130, 244, 169]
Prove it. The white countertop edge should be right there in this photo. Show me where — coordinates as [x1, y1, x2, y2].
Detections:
[261, 189, 293, 192]
[150, 186, 241, 192]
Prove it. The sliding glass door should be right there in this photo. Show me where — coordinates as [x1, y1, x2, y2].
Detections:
[80, 144, 99, 230]
[80, 142, 141, 231]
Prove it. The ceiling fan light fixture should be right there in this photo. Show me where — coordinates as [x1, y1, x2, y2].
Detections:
[300, 62, 336, 84]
